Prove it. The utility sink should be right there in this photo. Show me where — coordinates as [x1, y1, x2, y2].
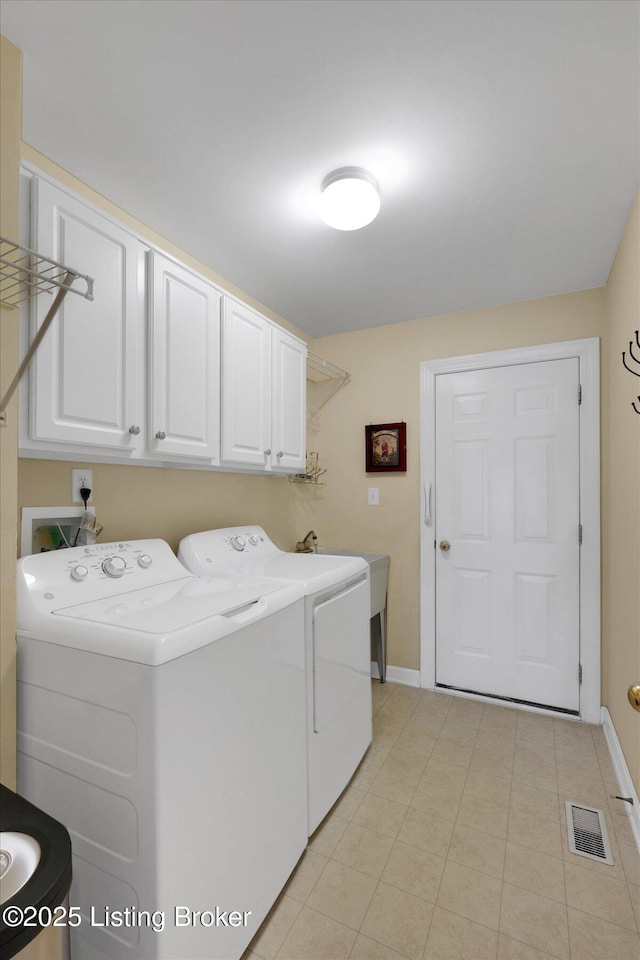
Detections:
[0, 832, 41, 904]
[316, 548, 390, 681]
[316, 549, 389, 616]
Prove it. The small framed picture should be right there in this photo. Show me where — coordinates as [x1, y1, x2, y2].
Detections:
[365, 422, 407, 472]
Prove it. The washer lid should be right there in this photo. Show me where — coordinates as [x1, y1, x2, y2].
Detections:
[53, 576, 282, 634]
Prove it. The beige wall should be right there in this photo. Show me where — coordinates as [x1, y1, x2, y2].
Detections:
[0, 35, 22, 789]
[604, 189, 640, 790]
[309, 289, 607, 673]
[18, 460, 303, 556]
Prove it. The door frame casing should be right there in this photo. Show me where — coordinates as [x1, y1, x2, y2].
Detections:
[419, 338, 600, 723]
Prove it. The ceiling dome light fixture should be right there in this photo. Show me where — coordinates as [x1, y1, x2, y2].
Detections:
[320, 167, 380, 231]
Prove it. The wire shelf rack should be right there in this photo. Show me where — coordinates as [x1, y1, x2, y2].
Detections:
[0, 236, 94, 307]
[1, 237, 95, 421]
[289, 451, 327, 485]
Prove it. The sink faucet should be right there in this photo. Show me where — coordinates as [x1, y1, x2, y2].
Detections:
[295, 530, 318, 553]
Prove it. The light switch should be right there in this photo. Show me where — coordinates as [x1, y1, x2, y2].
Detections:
[368, 487, 379, 506]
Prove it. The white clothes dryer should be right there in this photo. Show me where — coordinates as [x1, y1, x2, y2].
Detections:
[16, 539, 307, 960]
[178, 526, 372, 835]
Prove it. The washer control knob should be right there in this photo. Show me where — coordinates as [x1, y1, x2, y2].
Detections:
[70, 564, 88, 582]
[102, 556, 126, 578]
[248, 535, 259, 546]
[138, 554, 152, 569]
[230, 536, 246, 552]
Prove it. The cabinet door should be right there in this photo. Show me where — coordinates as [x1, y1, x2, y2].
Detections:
[148, 252, 221, 461]
[221, 298, 272, 467]
[272, 329, 306, 472]
[30, 178, 145, 449]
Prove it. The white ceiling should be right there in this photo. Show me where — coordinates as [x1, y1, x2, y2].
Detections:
[2, 0, 639, 337]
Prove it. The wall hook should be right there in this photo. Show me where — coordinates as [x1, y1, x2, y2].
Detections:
[622, 351, 640, 377]
[621, 330, 640, 413]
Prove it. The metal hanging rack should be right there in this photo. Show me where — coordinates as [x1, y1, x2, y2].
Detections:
[0, 236, 94, 423]
[289, 451, 327, 485]
[306, 351, 350, 421]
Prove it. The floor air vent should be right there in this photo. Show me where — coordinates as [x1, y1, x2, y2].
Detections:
[565, 801, 614, 865]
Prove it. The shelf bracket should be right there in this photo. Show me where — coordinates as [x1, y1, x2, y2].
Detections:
[0, 237, 95, 424]
[1, 273, 74, 421]
[306, 351, 351, 421]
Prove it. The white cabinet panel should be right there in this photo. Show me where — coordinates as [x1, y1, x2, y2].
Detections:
[148, 252, 221, 461]
[221, 298, 272, 467]
[272, 328, 306, 472]
[30, 178, 145, 450]
[221, 298, 306, 472]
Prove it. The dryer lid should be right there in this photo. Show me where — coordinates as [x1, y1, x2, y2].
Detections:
[178, 527, 368, 594]
[254, 553, 369, 591]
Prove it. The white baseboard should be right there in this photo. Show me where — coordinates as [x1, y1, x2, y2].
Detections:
[370, 662, 421, 687]
[601, 706, 640, 854]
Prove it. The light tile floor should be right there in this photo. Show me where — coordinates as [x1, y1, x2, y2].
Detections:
[245, 682, 640, 960]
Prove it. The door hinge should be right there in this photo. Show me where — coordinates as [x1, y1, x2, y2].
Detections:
[579, 523, 583, 545]
[434, 539, 436, 550]
[578, 384, 582, 404]
[579, 663, 583, 684]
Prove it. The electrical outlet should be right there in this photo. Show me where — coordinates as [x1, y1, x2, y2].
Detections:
[368, 487, 380, 506]
[72, 468, 93, 504]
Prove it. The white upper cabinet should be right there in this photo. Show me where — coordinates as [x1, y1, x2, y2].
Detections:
[20, 169, 306, 474]
[272, 327, 307, 472]
[221, 297, 306, 472]
[29, 177, 146, 451]
[148, 252, 221, 462]
[221, 298, 273, 467]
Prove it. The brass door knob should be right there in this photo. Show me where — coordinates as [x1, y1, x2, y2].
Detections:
[628, 684, 640, 712]
[439, 540, 451, 552]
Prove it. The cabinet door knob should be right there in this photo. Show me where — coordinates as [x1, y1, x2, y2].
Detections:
[264, 448, 271, 456]
[128, 425, 141, 435]
[155, 430, 166, 440]
[276, 450, 284, 458]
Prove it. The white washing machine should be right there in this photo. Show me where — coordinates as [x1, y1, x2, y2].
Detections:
[16, 539, 307, 960]
[178, 526, 372, 835]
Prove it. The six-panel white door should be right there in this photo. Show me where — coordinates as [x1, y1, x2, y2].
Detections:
[148, 252, 221, 461]
[30, 178, 146, 450]
[435, 359, 581, 712]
